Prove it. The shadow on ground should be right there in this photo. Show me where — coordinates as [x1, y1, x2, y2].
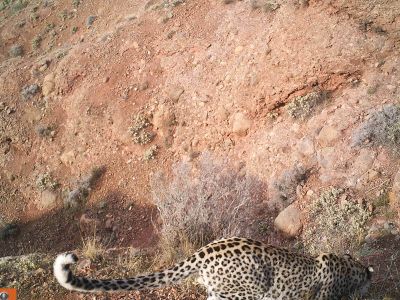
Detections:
[0, 190, 158, 257]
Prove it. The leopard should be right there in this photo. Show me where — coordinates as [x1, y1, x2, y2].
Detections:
[54, 237, 373, 300]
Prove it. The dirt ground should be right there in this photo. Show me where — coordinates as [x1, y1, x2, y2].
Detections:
[1, 0, 400, 299]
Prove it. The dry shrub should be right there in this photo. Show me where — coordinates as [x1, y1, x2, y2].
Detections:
[64, 166, 106, 208]
[271, 164, 308, 207]
[151, 153, 265, 259]
[302, 188, 371, 255]
[352, 104, 400, 149]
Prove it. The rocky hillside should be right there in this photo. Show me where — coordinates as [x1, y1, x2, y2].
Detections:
[1, 0, 400, 299]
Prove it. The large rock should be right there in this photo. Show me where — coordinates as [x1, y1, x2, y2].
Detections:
[231, 112, 252, 136]
[274, 204, 302, 237]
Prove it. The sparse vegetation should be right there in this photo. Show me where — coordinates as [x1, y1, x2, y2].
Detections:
[36, 172, 59, 191]
[31, 35, 42, 50]
[72, 0, 80, 8]
[0, 253, 56, 295]
[374, 190, 390, 208]
[144, 145, 158, 161]
[86, 15, 97, 27]
[64, 166, 106, 208]
[44, 22, 55, 33]
[155, 232, 197, 267]
[287, 91, 326, 120]
[0, 0, 28, 12]
[302, 188, 371, 255]
[116, 248, 154, 274]
[273, 165, 308, 205]
[352, 104, 400, 149]
[35, 124, 55, 138]
[151, 152, 265, 264]
[129, 113, 155, 145]
[59, 9, 68, 21]
[29, 12, 38, 21]
[72, 26, 78, 33]
[21, 84, 40, 100]
[9, 44, 23, 57]
[82, 232, 105, 261]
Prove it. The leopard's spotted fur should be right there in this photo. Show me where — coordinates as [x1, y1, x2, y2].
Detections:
[54, 237, 373, 299]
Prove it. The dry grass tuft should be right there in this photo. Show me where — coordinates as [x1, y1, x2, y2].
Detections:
[82, 229, 105, 261]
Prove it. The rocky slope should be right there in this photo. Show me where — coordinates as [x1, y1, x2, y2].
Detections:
[1, 0, 400, 299]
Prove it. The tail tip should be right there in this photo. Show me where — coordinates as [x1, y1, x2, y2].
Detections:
[54, 253, 78, 285]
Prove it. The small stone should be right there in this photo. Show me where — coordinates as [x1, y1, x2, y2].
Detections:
[42, 80, 55, 96]
[235, 45, 244, 54]
[317, 147, 336, 169]
[77, 258, 91, 272]
[231, 112, 252, 136]
[39, 190, 57, 209]
[38, 59, 51, 72]
[215, 106, 229, 122]
[125, 14, 137, 21]
[153, 106, 176, 131]
[139, 81, 149, 91]
[353, 149, 376, 174]
[79, 213, 100, 233]
[306, 190, 314, 197]
[367, 169, 379, 181]
[297, 137, 314, 156]
[166, 85, 184, 102]
[105, 218, 113, 230]
[368, 203, 374, 212]
[317, 125, 340, 146]
[60, 150, 76, 165]
[98, 201, 107, 209]
[274, 204, 302, 237]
